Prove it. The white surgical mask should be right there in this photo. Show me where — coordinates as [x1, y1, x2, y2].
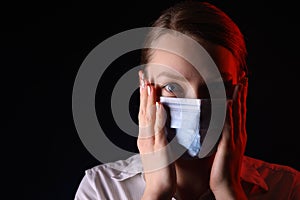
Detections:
[160, 96, 210, 158]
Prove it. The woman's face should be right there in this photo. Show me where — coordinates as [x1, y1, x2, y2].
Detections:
[145, 43, 240, 99]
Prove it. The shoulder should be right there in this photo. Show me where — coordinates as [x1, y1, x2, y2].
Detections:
[242, 155, 300, 199]
[74, 154, 145, 200]
[243, 155, 300, 177]
[84, 153, 143, 179]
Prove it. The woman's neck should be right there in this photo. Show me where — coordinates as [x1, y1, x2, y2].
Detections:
[174, 155, 215, 200]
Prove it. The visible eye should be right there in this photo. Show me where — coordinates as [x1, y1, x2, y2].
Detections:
[162, 83, 184, 97]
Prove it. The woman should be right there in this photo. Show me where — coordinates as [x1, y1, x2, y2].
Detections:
[75, 1, 300, 199]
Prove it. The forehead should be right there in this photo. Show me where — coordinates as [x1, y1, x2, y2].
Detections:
[146, 50, 198, 80]
[146, 43, 239, 83]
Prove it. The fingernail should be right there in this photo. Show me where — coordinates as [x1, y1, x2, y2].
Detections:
[147, 85, 151, 96]
[156, 102, 160, 109]
[140, 79, 145, 88]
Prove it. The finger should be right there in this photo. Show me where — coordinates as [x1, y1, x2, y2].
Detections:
[240, 77, 248, 133]
[137, 80, 155, 150]
[154, 102, 168, 147]
[141, 103, 172, 173]
[139, 85, 147, 125]
[138, 71, 148, 126]
[138, 70, 145, 87]
[138, 69, 144, 79]
[139, 84, 156, 139]
[232, 83, 242, 141]
[219, 100, 233, 150]
[146, 84, 156, 126]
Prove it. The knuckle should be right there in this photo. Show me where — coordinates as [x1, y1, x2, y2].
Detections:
[145, 114, 153, 124]
[138, 110, 146, 122]
[137, 138, 154, 152]
[154, 121, 164, 133]
[138, 109, 145, 118]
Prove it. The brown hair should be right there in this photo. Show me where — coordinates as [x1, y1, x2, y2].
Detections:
[141, 1, 248, 76]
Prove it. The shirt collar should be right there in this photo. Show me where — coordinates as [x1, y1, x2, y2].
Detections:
[106, 154, 143, 181]
[241, 156, 269, 191]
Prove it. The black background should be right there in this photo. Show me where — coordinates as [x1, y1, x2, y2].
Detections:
[2, 0, 300, 199]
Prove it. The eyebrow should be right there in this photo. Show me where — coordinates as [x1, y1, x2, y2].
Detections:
[156, 71, 188, 82]
[206, 72, 233, 83]
[155, 71, 234, 85]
